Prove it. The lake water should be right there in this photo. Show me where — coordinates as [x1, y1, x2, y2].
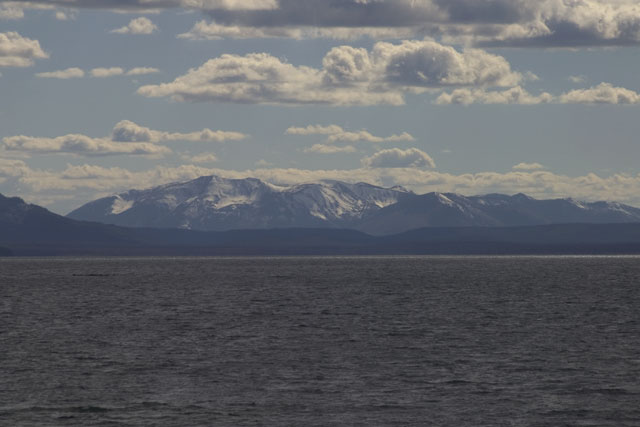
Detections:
[1, 256, 639, 426]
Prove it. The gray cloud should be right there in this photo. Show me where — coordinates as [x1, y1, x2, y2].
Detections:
[362, 148, 436, 169]
[8, 0, 640, 47]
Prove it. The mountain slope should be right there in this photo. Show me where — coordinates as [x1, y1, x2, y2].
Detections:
[67, 175, 640, 235]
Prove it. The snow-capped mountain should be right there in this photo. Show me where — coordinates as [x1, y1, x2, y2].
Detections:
[67, 175, 640, 235]
[67, 175, 411, 231]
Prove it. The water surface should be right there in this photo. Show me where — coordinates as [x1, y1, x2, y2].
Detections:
[1, 256, 639, 426]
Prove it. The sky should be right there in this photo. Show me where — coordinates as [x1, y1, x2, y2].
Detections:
[1, 0, 640, 214]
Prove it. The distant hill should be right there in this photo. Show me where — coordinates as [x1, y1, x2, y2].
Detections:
[5, 192, 640, 256]
[67, 175, 640, 235]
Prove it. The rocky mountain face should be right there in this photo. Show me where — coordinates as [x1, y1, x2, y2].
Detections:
[66, 175, 640, 235]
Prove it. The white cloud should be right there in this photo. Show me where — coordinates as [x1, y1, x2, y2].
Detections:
[111, 120, 247, 143]
[111, 17, 158, 35]
[0, 32, 48, 68]
[513, 162, 546, 171]
[362, 148, 436, 169]
[286, 125, 345, 136]
[137, 51, 402, 106]
[91, 67, 124, 77]
[569, 75, 587, 84]
[182, 153, 218, 163]
[436, 86, 554, 105]
[328, 131, 415, 144]
[1, 120, 247, 157]
[138, 40, 524, 106]
[304, 144, 357, 154]
[126, 67, 160, 75]
[35, 67, 84, 79]
[2, 134, 169, 157]
[558, 83, 640, 105]
[36, 66, 159, 78]
[179, 20, 416, 41]
[0, 4, 24, 20]
[436, 83, 640, 105]
[287, 124, 415, 144]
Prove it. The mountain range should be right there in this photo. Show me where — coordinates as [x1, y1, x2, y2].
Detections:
[67, 175, 640, 235]
[4, 191, 640, 256]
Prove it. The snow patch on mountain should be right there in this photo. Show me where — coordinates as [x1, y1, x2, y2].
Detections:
[111, 197, 134, 215]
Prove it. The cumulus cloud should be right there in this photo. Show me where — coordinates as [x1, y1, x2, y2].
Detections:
[111, 17, 158, 35]
[513, 162, 546, 171]
[374, 40, 522, 88]
[1, 120, 247, 157]
[463, 0, 640, 48]
[303, 144, 357, 154]
[91, 67, 124, 78]
[138, 40, 523, 106]
[35, 67, 84, 79]
[362, 148, 436, 169]
[0, 31, 48, 68]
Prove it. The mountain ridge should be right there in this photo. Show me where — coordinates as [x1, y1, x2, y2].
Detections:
[67, 175, 640, 235]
